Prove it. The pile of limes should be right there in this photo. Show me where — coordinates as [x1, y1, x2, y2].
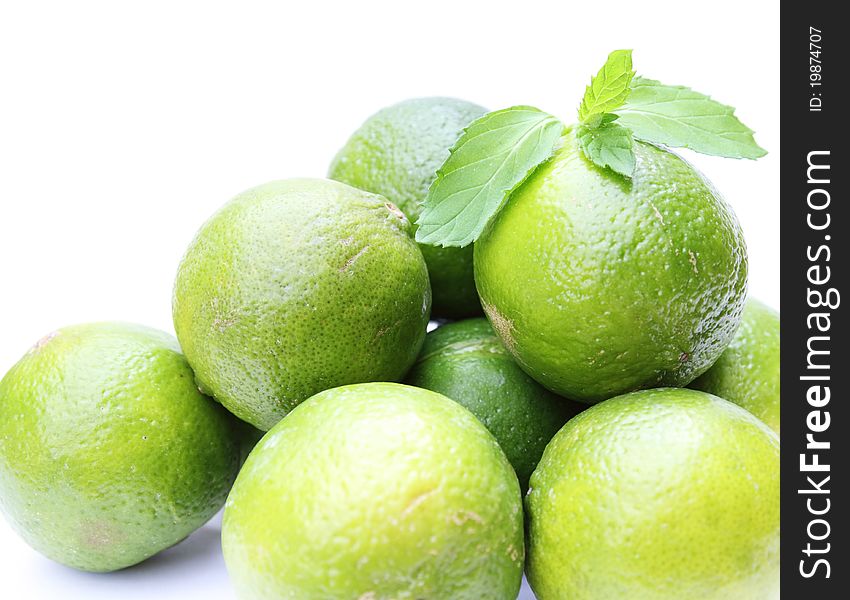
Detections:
[0, 96, 779, 599]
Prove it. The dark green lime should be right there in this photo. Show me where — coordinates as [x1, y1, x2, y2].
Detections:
[405, 318, 582, 488]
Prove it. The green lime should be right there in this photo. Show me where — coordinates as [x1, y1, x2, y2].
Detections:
[173, 178, 431, 430]
[474, 129, 748, 403]
[526, 388, 779, 599]
[0, 322, 240, 572]
[222, 382, 524, 600]
[405, 318, 583, 489]
[691, 298, 780, 433]
[329, 97, 487, 319]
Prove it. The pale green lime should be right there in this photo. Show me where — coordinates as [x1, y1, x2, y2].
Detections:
[173, 178, 431, 430]
[223, 382, 524, 599]
[526, 388, 779, 599]
[0, 322, 240, 572]
[692, 298, 780, 433]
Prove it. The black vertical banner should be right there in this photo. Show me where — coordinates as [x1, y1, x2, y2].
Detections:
[781, 4, 845, 597]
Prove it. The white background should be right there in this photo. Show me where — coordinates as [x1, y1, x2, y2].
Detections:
[0, 1, 778, 597]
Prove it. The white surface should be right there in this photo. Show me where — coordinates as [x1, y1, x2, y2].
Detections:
[0, 511, 536, 599]
[0, 1, 778, 597]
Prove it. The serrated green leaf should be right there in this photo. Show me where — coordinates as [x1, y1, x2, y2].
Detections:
[577, 122, 636, 177]
[416, 106, 564, 248]
[613, 76, 767, 159]
[578, 49, 634, 123]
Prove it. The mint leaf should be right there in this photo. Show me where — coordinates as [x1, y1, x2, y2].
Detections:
[578, 49, 634, 123]
[577, 120, 636, 177]
[416, 106, 564, 248]
[613, 77, 767, 159]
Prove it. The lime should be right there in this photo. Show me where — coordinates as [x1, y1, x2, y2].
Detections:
[0, 322, 240, 572]
[222, 382, 524, 600]
[526, 388, 779, 599]
[405, 318, 582, 489]
[691, 298, 780, 433]
[173, 178, 431, 430]
[329, 97, 487, 318]
[474, 130, 748, 403]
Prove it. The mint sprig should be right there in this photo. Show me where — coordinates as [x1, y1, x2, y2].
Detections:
[578, 49, 634, 124]
[614, 77, 767, 160]
[576, 50, 638, 176]
[416, 106, 564, 248]
[577, 116, 635, 177]
[576, 51, 766, 175]
[415, 50, 766, 248]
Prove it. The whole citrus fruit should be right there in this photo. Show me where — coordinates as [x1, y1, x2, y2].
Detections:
[222, 382, 524, 600]
[329, 97, 487, 318]
[474, 130, 748, 403]
[405, 318, 583, 489]
[0, 322, 241, 572]
[173, 178, 431, 430]
[691, 298, 780, 433]
[526, 387, 779, 600]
